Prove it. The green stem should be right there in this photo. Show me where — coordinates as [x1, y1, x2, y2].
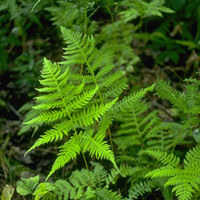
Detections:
[81, 151, 92, 186]
[108, 128, 114, 151]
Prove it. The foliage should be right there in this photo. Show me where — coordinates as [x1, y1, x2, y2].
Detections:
[16, 163, 127, 200]
[1, 0, 200, 200]
[23, 27, 154, 180]
[145, 145, 200, 200]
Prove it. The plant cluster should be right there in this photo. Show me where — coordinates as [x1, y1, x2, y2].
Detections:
[0, 0, 200, 200]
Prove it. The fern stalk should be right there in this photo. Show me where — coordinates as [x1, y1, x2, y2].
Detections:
[81, 151, 92, 186]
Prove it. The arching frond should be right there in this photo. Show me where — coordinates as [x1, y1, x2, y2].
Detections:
[25, 121, 72, 156]
[156, 79, 186, 111]
[80, 130, 116, 166]
[114, 84, 155, 112]
[72, 98, 117, 127]
[47, 136, 81, 180]
[126, 181, 154, 200]
[145, 150, 180, 168]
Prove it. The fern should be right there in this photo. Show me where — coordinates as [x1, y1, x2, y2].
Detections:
[156, 78, 200, 141]
[80, 129, 116, 167]
[120, 0, 174, 22]
[145, 150, 180, 168]
[24, 32, 119, 178]
[19, 163, 125, 200]
[126, 180, 155, 200]
[47, 135, 81, 180]
[114, 84, 155, 112]
[61, 27, 126, 101]
[145, 145, 200, 200]
[156, 79, 186, 111]
[114, 100, 161, 151]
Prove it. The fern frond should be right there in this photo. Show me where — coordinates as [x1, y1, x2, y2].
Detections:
[96, 187, 123, 200]
[184, 145, 200, 169]
[25, 121, 72, 155]
[145, 150, 180, 168]
[72, 98, 117, 127]
[25, 109, 68, 124]
[80, 130, 116, 166]
[145, 166, 182, 178]
[61, 27, 96, 67]
[126, 181, 154, 200]
[156, 79, 186, 111]
[102, 78, 128, 99]
[114, 84, 155, 112]
[100, 71, 124, 88]
[47, 136, 81, 180]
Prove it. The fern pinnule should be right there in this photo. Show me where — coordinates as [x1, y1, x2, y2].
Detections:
[80, 130, 116, 167]
[126, 181, 154, 200]
[47, 136, 81, 180]
[99, 71, 124, 88]
[61, 26, 96, 67]
[145, 150, 180, 168]
[114, 84, 155, 112]
[96, 65, 115, 79]
[185, 84, 199, 109]
[25, 121, 72, 156]
[102, 78, 128, 99]
[25, 109, 68, 124]
[72, 98, 118, 127]
[156, 79, 186, 111]
[184, 145, 200, 169]
[95, 188, 123, 200]
[145, 166, 182, 179]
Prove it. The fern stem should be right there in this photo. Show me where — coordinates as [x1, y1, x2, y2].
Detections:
[108, 128, 114, 151]
[81, 151, 92, 186]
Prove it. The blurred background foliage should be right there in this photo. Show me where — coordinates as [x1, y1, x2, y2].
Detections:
[0, 0, 199, 199]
